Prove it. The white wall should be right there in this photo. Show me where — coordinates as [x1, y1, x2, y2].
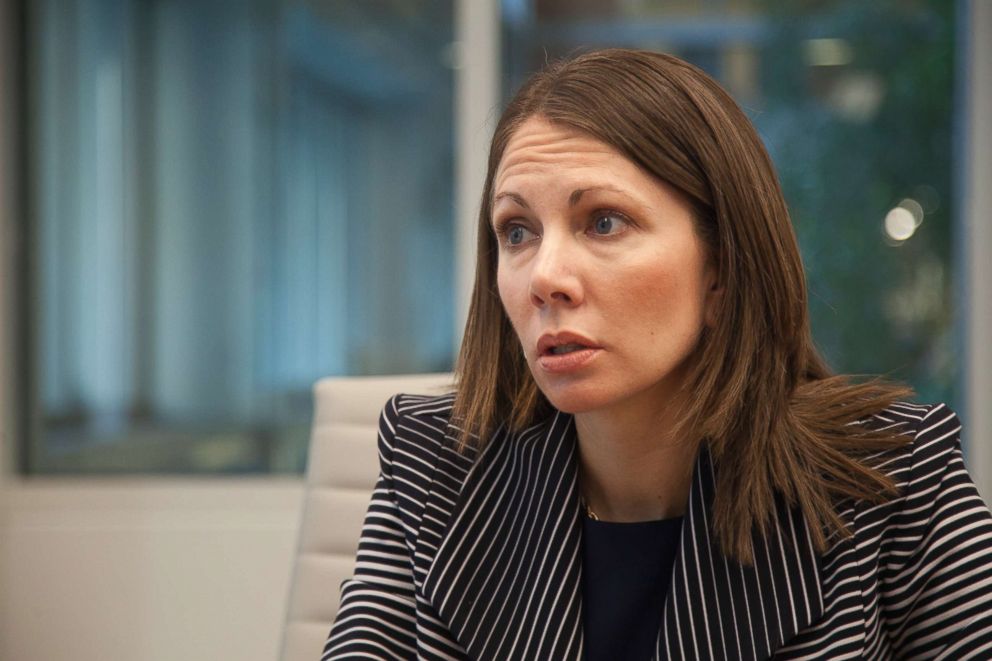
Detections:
[0, 482, 303, 661]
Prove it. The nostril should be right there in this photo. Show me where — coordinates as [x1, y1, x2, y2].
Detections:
[530, 288, 576, 307]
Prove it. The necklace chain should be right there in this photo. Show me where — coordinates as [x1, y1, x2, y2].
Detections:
[580, 497, 599, 521]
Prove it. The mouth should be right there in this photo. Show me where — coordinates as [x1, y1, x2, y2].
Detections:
[536, 332, 601, 374]
[536, 332, 601, 357]
[548, 343, 589, 355]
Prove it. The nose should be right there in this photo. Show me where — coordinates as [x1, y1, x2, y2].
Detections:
[529, 234, 583, 308]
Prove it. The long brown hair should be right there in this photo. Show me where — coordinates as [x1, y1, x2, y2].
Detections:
[453, 49, 911, 563]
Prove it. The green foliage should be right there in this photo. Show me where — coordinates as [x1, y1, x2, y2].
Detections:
[754, 0, 957, 404]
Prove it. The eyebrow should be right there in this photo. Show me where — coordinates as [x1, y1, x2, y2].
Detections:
[492, 186, 630, 211]
[493, 191, 530, 209]
[568, 188, 593, 206]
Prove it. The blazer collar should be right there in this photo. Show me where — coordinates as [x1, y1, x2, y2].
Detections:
[422, 413, 824, 661]
[659, 448, 825, 660]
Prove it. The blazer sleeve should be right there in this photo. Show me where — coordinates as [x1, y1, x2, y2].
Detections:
[322, 395, 418, 661]
[883, 404, 992, 659]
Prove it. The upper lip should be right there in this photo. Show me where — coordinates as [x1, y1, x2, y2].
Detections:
[537, 331, 601, 355]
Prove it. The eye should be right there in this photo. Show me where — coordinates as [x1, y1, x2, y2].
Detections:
[590, 212, 630, 237]
[496, 222, 538, 248]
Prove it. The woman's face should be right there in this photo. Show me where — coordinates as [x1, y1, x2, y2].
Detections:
[493, 116, 719, 417]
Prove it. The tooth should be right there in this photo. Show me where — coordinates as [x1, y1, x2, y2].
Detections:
[553, 343, 584, 354]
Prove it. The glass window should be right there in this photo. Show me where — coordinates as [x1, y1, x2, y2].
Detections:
[26, 0, 456, 474]
[503, 0, 959, 407]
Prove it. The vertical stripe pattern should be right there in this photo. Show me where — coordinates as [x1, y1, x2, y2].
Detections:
[324, 396, 992, 660]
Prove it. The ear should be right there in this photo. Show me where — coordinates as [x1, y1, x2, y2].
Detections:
[703, 269, 723, 329]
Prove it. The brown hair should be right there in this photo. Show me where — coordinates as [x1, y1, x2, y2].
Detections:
[452, 49, 911, 563]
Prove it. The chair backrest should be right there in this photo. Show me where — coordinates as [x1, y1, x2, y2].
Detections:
[280, 373, 455, 661]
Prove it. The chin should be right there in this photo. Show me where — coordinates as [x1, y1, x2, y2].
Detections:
[537, 381, 615, 415]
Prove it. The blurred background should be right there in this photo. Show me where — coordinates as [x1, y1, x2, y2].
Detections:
[0, 0, 989, 660]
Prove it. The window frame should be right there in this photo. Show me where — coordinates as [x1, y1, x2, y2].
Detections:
[960, 0, 992, 498]
[0, 0, 28, 481]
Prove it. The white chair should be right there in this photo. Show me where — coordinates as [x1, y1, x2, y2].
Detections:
[280, 373, 455, 661]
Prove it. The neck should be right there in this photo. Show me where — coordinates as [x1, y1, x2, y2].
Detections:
[574, 400, 698, 522]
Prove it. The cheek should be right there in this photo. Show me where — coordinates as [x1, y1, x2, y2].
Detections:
[496, 265, 528, 326]
[615, 254, 708, 328]
[496, 267, 511, 310]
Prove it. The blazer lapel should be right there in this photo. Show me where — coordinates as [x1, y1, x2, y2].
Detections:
[423, 411, 584, 661]
[658, 448, 825, 660]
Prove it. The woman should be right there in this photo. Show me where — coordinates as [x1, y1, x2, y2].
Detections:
[323, 49, 992, 660]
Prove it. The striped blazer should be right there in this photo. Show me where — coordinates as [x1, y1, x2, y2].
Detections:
[323, 394, 992, 660]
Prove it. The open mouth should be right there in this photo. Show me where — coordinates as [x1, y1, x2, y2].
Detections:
[547, 343, 589, 355]
[536, 334, 600, 373]
[536, 332, 600, 359]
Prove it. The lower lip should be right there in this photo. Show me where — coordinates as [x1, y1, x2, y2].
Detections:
[537, 348, 600, 373]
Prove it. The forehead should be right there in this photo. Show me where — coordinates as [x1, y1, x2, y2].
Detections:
[494, 117, 640, 190]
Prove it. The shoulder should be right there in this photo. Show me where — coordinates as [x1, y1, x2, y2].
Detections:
[828, 401, 987, 568]
[862, 401, 963, 490]
[379, 391, 456, 433]
[850, 401, 991, 548]
[858, 404, 992, 654]
[868, 400, 960, 442]
[376, 391, 471, 478]
[807, 402, 992, 656]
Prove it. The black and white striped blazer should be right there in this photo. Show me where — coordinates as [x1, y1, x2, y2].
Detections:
[323, 393, 992, 660]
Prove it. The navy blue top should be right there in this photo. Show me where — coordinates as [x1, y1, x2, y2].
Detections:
[582, 516, 684, 661]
